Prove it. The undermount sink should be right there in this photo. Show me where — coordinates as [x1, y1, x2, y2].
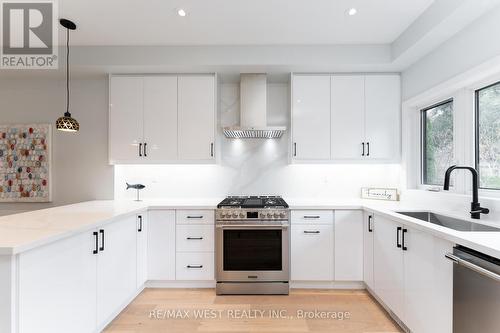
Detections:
[395, 211, 500, 232]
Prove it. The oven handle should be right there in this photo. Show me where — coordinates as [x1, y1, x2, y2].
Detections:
[216, 224, 288, 229]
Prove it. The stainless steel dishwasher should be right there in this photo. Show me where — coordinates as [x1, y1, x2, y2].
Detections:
[445, 246, 500, 333]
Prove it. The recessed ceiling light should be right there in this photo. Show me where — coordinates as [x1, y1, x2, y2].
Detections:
[177, 8, 187, 17]
[347, 7, 357, 16]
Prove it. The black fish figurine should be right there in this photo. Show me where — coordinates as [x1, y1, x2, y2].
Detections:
[126, 183, 146, 190]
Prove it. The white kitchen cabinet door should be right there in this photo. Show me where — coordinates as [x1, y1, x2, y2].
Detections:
[364, 75, 401, 160]
[292, 75, 331, 160]
[334, 210, 363, 281]
[136, 213, 148, 288]
[373, 215, 404, 320]
[291, 223, 334, 281]
[109, 76, 144, 163]
[18, 231, 97, 333]
[97, 216, 138, 327]
[331, 75, 366, 160]
[362, 211, 375, 290]
[403, 228, 453, 333]
[148, 210, 176, 280]
[178, 76, 215, 160]
[143, 76, 178, 161]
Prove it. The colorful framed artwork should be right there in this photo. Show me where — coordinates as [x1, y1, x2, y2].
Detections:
[0, 124, 52, 202]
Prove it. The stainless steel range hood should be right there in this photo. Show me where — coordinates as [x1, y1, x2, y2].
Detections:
[223, 74, 286, 139]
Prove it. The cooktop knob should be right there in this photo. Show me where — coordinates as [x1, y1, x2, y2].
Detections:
[232, 212, 238, 218]
[220, 213, 225, 218]
[260, 212, 265, 218]
[239, 212, 245, 218]
[266, 212, 272, 218]
[273, 212, 279, 218]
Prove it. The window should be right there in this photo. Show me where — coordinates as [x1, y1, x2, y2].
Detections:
[475, 81, 500, 190]
[421, 100, 454, 186]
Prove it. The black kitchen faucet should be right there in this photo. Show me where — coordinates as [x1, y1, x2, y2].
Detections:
[443, 165, 490, 219]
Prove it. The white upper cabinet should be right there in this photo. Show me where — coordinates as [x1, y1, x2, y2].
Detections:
[109, 74, 216, 164]
[364, 75, 401, 160]
[143, 76, 178, 161]
[291, 74, 400, 162]
[109, 76, 144, 163]
[292, 75, 331, 160]
[331, 75, 365, 160]
[178, 76, 216, 160]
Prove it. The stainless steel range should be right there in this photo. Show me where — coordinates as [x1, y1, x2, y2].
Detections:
[215, 196, 290, 295]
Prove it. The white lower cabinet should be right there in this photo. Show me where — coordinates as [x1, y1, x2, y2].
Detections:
[362, 211, 374, 290]
[373, 214, 453, 333]
[148, 210, 176, 280]
[334, 210, 363, 281]
[18, 232, 97, 333]
[291, 223, 334, 281]
[97, 216, 138, 327]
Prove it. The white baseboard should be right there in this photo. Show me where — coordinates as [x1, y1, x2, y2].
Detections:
[145, 280, 216, 288]
[290, 281, 365, 289]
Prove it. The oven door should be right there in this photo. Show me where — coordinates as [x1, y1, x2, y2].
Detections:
[216, 224, 289, 282]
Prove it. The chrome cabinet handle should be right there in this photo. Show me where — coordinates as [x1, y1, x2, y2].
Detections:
[186, 237, 203, 240]
[187, 265, 203, 269]
[445, 253, 500, 282]
[304, 230, 320, 234]
[187, 216, 203, 219]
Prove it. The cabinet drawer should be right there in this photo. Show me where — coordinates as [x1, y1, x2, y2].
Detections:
[291, 210, 334, 225]
[176, 210, 214, 225]
[176, 225, 214, 252]
[176, 252, 214, 280]
[291, 224, 334, 281]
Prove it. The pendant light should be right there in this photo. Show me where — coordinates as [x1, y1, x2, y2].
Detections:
[56, 19, 79, 132]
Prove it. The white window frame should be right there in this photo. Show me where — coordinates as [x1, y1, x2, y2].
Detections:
[402, 67, 500, 199]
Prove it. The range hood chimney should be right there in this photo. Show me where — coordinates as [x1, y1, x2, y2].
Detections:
[223, 74, 286, 139]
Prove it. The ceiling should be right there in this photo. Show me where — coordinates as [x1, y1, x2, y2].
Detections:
[59, 0, 435, 46]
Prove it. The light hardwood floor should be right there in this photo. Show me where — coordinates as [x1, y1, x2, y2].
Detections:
[105, 289, 402, 333]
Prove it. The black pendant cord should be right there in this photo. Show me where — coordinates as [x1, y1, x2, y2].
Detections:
[66, 28, 70, 115]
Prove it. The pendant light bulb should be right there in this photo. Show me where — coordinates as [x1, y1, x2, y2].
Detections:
[56, 19, 79, 132]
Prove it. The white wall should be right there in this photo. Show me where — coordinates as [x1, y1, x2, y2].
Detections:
[114, 83, 401, 200]
[0, 76, 113, 215]
[401, 5, 500, 100]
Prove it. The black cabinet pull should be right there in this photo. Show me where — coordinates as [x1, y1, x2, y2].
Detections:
[93, 231, 98, 254]
[187, 265, 203, 269]
[304, 230, 320, 234]
[138, 143, 142, 157]
[303, 215, 320, 219]
[187, 237, 203, 240]
[144, 143, 147, 157]
[210, 143, 214, 157]
[368, 215, 373, 232]
[187, 216, 203, 219]
[396, 227, 402, 248]
[99, 229, 105, 252]
[402, 228, 408, 251]
[362, 142, 365, 156]
[138, 215, 143, 232]
[294, 142, 297, 157]
[367, 142, 370, 156]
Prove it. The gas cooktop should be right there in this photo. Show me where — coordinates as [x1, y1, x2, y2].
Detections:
[217, 195, 289, 209]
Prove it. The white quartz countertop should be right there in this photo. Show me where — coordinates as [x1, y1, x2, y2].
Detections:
[1, 198, 499, 258]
